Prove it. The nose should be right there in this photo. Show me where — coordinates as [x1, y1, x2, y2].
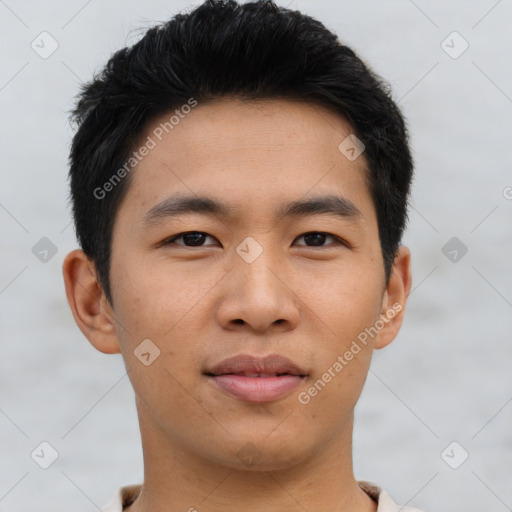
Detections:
[215, 245, 300, 333]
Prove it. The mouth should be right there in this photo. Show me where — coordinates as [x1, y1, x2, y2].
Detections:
[204, 354, 308, 403]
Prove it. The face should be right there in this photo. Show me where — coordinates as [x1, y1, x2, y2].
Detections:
[70, 97, 410, 471]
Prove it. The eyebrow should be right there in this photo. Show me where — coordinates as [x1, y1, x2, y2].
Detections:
[142, 193, 363, 227]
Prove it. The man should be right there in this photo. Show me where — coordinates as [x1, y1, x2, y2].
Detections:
[62, 1, 419, 510]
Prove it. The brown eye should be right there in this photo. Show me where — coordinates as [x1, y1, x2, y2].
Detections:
[294, 232, 342, 247]
[164, 231, 218, 247]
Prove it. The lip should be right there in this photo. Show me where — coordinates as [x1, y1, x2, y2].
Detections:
[204, 354, 308, 403]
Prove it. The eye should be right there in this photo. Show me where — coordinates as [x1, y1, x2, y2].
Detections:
[163, 231, 219, 247]
[294, 231, 345, 247]
[161, 231, 347, 249]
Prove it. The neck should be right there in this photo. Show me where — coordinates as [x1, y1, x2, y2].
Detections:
[126, 397, 377, 512]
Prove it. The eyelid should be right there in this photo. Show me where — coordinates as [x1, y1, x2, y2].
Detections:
[163, 231, 219, 246]
[294, 232, 348, 248]
[161, 231, 351, 249]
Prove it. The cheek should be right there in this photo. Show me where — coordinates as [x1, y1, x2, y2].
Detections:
[299, 264, 382, 398]
[296, 276, 380, 421]
[109, 257, 224, 399]
[304, 264, 383, 335]
[109, 260, 211, 424]
[111, 256, 222, 339]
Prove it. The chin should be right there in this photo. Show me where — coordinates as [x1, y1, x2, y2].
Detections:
[206, 435, 313, 472]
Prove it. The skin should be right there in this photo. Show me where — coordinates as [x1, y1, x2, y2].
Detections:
[63, 97, 411, 512]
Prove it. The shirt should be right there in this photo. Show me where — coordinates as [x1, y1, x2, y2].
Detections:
[100, 480, 423, 511]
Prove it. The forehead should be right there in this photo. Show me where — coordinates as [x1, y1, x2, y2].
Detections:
[147, 97, 359, 159]
[118, 97, 372, 221]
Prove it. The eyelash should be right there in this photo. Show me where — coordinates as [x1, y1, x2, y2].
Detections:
[161, 231, 348, 249]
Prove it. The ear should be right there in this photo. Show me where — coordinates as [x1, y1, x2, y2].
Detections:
[62, 249, 121, 354]
[373, 245, 412, 350]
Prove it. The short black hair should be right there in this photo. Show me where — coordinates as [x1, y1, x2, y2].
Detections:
[68, 0, 414, 306]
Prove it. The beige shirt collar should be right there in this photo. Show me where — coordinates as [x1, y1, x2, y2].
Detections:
[101, 481, 423, 511]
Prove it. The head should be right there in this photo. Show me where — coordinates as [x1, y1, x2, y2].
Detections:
[63, 0, 413, 472]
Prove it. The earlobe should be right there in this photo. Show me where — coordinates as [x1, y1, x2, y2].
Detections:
[374, 246, 412, 350]
[62, 249, 121, 354]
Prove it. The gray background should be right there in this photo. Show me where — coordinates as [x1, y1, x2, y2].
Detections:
[1, 0, 511, 510]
